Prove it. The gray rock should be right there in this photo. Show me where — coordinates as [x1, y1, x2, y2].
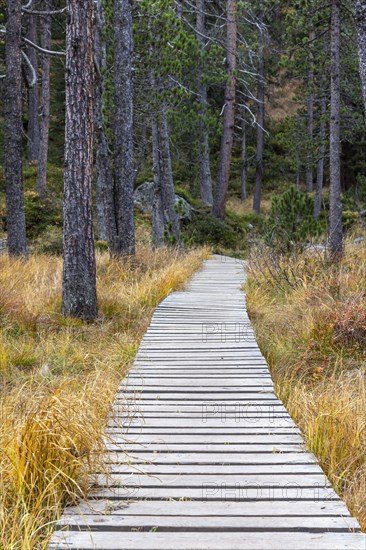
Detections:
[354, 237, 365, 245]
[134, 182, 192, 221]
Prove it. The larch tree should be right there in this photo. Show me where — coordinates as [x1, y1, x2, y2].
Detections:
[314, 95, 327, 219]
[196, 0, 213, 207]
[36, 0, 52, 197]
[4, 0, 28, 257]
[305, 29, 315, 193]
[26, 9, 40, 163]
[355, 0, 366, 114]
[62, 0, 97, 320]
[253, 27, 265, 215]
[113, 0, 135, 256]
[212, 0, 237, 219]
[95, 0, 115, 244]
[329, 0, 343, 259]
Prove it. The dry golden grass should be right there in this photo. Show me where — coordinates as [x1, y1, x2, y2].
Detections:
[226, 195, 272, 216]
[246, 241, 366, 530]
[0, 246, 208, 549]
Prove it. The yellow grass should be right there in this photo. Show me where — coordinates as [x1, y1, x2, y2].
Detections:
[246, 241, 366, 530]
[0, 246, 208, 549]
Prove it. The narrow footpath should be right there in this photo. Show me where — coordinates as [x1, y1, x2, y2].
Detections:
[50, 255, 365, 549]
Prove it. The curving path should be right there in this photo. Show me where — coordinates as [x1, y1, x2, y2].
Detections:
[49, 255, 365, 549]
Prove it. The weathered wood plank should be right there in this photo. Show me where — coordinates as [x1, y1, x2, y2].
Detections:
[48, 531, 366, 549]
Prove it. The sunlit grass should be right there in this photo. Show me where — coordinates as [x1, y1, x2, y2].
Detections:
[246, 240, 366, 530]
[0, 246, 208, 548]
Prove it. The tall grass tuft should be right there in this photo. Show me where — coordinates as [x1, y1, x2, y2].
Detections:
[0, 246, 208, 548]
[246, 240, 366, 530]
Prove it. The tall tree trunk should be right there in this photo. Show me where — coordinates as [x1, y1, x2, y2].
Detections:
[253, 29, 265, 215]
[36, 2, 51, 197]
[306, 30, 315, 193]
[95, 0, 116, 244]
[329, 0, 343, 259]
[113, 0, 135, 256]
[212, 0, 237, 219]
[151, 117, 165, 248]
[4, 0, 28, 257]
[196, 0, 213, 207]
[314, 96, 327, 219]
[240, 116, 247, 202]
[62, 0, 97, 320]
[159, 105, 181, 244]
[355, 0, 366, 114]
[26, 11, 40, 163]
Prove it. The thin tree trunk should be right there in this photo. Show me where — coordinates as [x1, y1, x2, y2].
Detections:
[212, 0, 237, 219]
[306, 30, 315, 193]
[355, 0, 366, 114]
[151, 117, 165, 248]
[113, 0, 135, 256]
[196, 0, 213, 207]
[329, 0, 343, 259]
[62, 0, 97, 320]
[314, 96, 327, 219]
[240, 116, 247, 202]
[253, 29, 265, 215]
[36, 2, 51, 197]
[95, 0, 116, 244]
[26, 10, 40, 163]
[159, 105, 180, 244]
[4, 0, 28, 257]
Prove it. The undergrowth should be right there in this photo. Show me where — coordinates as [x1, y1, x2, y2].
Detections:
[246, 240, 366, 530]
[0, 246, 208, 549]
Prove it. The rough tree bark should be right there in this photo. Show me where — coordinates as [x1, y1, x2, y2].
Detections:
[196, 0, 213, 207]
[212, 0, 237, 219]
[159, 105, 181, 244]
[95, 0, 116, 244]
[306, 30, 315, 193]
[355, 0, 366, 114]
[36, 1, 51, 197]
[314, 96, 327, 219]
[113, 0, 135, 256]
[4, 0, 28, 257]
[151, 117, 165, 248]
[329, 0, 343, 259]
[240, 115, 247, 202]
[62, 0, 97, 320]
[253, 28, 265, 215]
[26, 10, 40, 163]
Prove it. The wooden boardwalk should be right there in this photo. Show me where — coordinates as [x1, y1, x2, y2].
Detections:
[50, 255, 365, 549]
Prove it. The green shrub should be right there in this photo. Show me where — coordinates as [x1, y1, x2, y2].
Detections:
[266, 187, 320, 251]
[33, 226, 63, 255]
[183, 212, 242, 249]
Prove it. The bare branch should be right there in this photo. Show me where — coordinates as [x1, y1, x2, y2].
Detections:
[22, 36, 66, 56]
[22, 50, 37, 87]
[22, 7, 67, 15]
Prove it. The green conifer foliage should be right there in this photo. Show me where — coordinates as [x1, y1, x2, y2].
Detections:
[266, 187, 320, 251]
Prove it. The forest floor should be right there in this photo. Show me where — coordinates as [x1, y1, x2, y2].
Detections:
[0, 246, 207, 549]
[246, 240, 366, 531]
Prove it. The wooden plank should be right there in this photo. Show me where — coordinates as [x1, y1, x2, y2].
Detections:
[105, 464, 325, 475]
[47, 531, 366, 549]
[104, 434, 304, 444]
[89, 487, 339, 501]
[93, 473, 331, 487]
[57, 515, 360, 531]
[104, 452, 316, 464]
[62, 499, 353, 517]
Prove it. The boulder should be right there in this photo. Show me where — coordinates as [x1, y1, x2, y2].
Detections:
[134, 182, 192, 221]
